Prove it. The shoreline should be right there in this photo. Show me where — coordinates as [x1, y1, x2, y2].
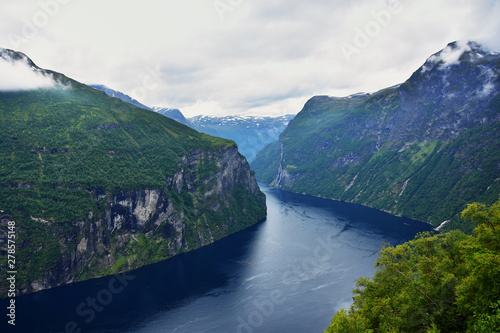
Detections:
[257, 182, 437, 229]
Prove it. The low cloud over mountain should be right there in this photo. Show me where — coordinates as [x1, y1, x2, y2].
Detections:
[0, 48, 58, 91]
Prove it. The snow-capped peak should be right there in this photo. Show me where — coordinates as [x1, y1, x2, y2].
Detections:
[424, 41, 495, 70]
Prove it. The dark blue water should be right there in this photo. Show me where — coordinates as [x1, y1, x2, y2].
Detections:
[2, 184, 433, 333]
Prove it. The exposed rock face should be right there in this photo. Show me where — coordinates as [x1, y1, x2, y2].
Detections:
[1, 146, 265, 297]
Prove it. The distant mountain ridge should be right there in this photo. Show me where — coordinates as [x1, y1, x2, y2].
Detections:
[189, 114, 295, 162]
[152, 106, 191, 126]
[89, 84, 151, 110]
[252, 41, 500, 233]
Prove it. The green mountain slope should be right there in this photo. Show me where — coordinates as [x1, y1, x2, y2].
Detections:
[0, 49, 266, 297]
[252, 41, 500, 233]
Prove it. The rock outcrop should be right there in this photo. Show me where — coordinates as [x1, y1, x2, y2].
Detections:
[1, 146, 265, 297]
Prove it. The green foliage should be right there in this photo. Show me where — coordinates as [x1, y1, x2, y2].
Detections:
[325, 197, 500, 333]
[109, 256, 129, 274]
[471, 301, 500, 333]
[251, 141, 281, 184]
[197, 157, 220, 179]
[327, 309, 373, 333]
[457, 199, 500, 317]
[0, 85, 232, 223]
[10, 218, 68, 288]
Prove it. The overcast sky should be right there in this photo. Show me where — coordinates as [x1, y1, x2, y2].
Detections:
[1, 0, 499, 117]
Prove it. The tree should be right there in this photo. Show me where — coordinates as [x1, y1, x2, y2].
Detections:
[325, 197, 500, 333]
[458, 199, 500, 329]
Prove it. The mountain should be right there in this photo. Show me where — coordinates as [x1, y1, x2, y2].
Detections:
[0, 49, 266, 297]
[89, 85, 192, 127]
[252, 41, 500, 233]
[152, 106, 191, 126]
[189, 115, 295, 162]
[89, 84, 151, 110]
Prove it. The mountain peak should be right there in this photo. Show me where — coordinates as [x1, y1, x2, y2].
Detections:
[0, 48, 66, 91]
[0, 48, 36, 68]
[407, 41, 499, 101]
[422, 41, 496, 72]
[152, 107, 190, 126]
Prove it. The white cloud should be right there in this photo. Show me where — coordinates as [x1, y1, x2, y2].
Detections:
[0, 52, 57, 91]
[428, 41, 471, 68]
[478, 82, 495, 97]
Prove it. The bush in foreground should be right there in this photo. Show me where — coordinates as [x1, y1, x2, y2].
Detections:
[326, 198, 500, 332]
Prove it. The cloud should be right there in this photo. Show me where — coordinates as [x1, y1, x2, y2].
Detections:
[0, 0, 498, 116]
[427, 41, 471, 68]
[0, 51, 57, 91]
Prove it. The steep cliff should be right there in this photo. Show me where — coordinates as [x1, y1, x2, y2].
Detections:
[0, 49, 266, 297]
[252, 41, 500, 233]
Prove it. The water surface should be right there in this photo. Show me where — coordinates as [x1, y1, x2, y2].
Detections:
[3, 184, 433, 333]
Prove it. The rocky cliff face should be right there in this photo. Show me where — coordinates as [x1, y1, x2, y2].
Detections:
[252, 41, 500, 233]
[1, 146, 265, 296]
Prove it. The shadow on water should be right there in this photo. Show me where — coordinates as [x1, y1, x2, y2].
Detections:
[266, 185, 434, 244]
[0, 220, 266, 333]
[1, 184, 434, 333]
